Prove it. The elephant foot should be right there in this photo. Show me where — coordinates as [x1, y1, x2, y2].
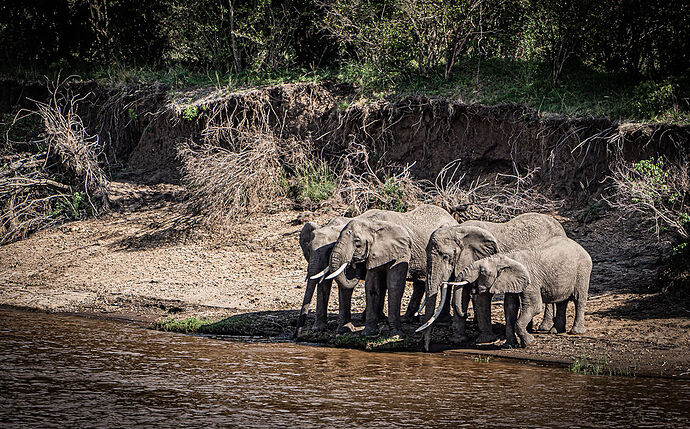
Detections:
[475, 333, 499, 344]
[549, 326, 566, 334]
[537, 321, 554, 333]
[337, 322, 356, 335]
[501, 340, 520, 349]
[519, 333, 535, 347]
[389, 328, 405, 339]
[450, 334, 470, 345]
[568, 325, 586, 335]
[362, 326, 380, 338]
[311, 321, 328, 333]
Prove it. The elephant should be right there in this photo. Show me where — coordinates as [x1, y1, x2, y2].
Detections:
[417, 213, 566, 351]
[453, 236, 592, 347]
[295, 214, 380, 338]
[327, 204, 457, 338]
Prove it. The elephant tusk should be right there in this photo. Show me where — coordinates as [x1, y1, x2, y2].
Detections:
[325, 263, 347, 280]
[442, 280, 470, 287]
[415, 284, 448, 333]
[414, 297, 426, 317]
[309, 267, 329, 280]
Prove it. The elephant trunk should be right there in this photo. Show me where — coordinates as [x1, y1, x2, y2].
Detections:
[293, 253, 327, 338]
[419, 284, 448, 351]
[419, 261, 453, 351]
[328, 240, 354, 286]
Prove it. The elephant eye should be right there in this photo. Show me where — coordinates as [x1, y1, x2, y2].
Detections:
[354, 239, 362, 247]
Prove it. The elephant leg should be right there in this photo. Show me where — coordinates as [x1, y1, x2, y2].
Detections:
[502, 293, 520, 348]
[376, 275, 387, 322]
[312, 279, 332, 332]
[403, 280, 425, 322]
[363, 270, 383, 337]
[473, 292, 497, 344]
[337, 286, 355, 334]
[569, 291, 587, 335]
[537, 303, 556, 332]
[550, 301, 568, 334]
[450, 284, 471, 344]
[515, 299, 538, 348]
[386, 262, 408, 337]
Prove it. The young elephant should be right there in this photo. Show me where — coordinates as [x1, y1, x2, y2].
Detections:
[418, 213, 566, 350]
[327, 205, 457, 338]
[456, 236, 592, 347]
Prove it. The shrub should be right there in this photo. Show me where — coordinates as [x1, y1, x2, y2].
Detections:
[611, 156, 689, 256]
[292, 160, 336, 207]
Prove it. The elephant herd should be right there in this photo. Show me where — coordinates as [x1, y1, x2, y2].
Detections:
[295, 205, 592, 350]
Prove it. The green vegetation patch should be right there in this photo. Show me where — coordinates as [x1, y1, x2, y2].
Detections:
[331, 333, 410, 351]
[153, 316, 214, 333]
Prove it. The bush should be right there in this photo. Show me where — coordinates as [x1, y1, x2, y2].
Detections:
[291, 160, 336, 207]
[633, 80, 680, 119]
[612, 157, 689, 253]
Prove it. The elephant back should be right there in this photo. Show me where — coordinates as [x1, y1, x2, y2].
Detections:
[476, 213, 566, 253]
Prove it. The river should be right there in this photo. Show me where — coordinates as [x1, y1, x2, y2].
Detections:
[0, 308, 688, 427]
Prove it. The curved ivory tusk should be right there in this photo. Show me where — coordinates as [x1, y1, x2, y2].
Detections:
[414, 297, 426, 317]
[442, 280, 470, 287]
[309, 267, 329, 280]
[415, 284, 448, 333]
[325, 263, 347, 280]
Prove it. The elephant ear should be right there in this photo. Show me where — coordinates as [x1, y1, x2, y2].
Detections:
[299, 222, 319, 261]
[489, 256, 530, 295]
[367, 220, 412, 270]
[453, 226, 499, 277]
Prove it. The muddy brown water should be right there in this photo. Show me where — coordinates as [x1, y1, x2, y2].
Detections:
[1, 309, 688, 428]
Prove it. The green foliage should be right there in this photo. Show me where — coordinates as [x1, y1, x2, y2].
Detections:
[50, 192, 86, 219]
[379, 177, 407, 212]
[569, 354, 636, 377]
[634, 80, 682, 119]
[292, 160, 336, 205]
[632, 158, 670, 193]
[153, 316, 213, 333]
[181, 105, 200, 121]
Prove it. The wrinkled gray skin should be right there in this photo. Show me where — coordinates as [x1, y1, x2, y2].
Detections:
[295, 215, 374, 338]
[457, 236, 592, 347]
[422, 213, 566, 351]
[329, 205, 457, 338]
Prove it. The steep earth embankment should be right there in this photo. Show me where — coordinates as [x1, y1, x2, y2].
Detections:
[1, 80, 689, 377]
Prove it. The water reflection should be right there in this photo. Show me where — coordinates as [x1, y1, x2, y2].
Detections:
[1, 309, 688, 427]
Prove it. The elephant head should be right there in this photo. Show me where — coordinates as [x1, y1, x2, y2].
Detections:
[424, 225, 500, 298]
[417, 226, 499, 346]
[458, 254, 531, 295]
[327, 218, 412, 284]
[294, 218, 359, 337]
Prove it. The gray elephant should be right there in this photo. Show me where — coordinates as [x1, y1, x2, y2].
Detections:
[296, 213, 383, 338]
[453, 236, 592, 347]
[418, 213, 566, 350]
[327, 204, 457, 338]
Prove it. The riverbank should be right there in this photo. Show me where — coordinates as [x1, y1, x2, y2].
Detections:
[1, 176, 688, 379]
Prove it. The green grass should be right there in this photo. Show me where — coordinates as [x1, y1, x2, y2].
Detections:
[291, 160, 337, 205]
[568, 354, 638, 377]
[153, 316, 214, 333]
[332, 333, 410, 351]
[4, 57, 688, 123]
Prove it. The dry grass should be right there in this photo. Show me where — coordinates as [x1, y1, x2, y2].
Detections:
[610, 156, 689, 241]
[0, 77, 110, 244]
[426, 159, 563, 222]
